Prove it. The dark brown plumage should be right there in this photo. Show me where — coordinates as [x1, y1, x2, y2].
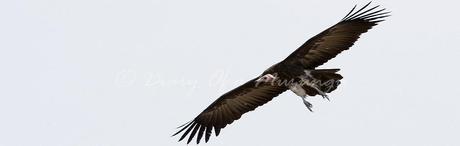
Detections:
[173, 2, 389, 144]
[283, 2, 390, 69]
[173, 78, 287, 144]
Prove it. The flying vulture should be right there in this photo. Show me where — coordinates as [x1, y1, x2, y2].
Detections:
[173, 2, 389, 144]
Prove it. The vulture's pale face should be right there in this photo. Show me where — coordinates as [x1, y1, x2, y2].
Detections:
[256, 74, 276, 83]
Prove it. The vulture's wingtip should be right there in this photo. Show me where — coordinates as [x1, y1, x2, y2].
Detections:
[341, 2, 390, 22]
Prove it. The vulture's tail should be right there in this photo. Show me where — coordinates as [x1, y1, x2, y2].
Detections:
[302, 69, 343, 96]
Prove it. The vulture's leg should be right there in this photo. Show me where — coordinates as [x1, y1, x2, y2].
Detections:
[301, 73, 330, 101]
[290, 83, 313, 112]
[311, 85, 329, 101]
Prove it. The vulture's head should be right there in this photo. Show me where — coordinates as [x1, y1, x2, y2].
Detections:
[256, 74, 277, 83]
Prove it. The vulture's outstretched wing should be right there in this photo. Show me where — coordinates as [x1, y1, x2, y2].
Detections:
[173, 78, 287, 144]
[173, 2, 390, 144]
[283, 2, 390, 69]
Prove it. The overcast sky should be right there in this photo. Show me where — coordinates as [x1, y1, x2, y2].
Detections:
[1, 0, 459, 146]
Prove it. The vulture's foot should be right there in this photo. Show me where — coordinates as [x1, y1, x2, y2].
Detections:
[302, 97, 313, 112]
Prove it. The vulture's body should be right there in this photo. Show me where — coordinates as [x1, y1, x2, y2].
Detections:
[173, 2, 390, 144]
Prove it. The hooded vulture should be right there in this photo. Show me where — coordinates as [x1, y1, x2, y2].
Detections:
[173, 2, 389, 144]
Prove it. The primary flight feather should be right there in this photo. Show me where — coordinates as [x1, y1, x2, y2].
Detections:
[173, 2, 390, 144]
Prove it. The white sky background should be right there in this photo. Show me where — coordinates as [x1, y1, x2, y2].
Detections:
[0, 0, 459, 146]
